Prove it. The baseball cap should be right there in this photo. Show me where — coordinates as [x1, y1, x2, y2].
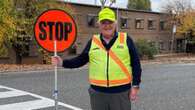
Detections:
[98, 8, 116, 22]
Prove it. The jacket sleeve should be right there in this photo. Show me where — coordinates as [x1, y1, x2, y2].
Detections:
[126, 35, 142, 86]
[62, 39, 92, 68]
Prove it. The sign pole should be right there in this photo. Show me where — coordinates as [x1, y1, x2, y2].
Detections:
[54, 40, 58, 110]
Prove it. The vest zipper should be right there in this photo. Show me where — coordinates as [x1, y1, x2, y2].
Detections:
[106, 51, 109, 87]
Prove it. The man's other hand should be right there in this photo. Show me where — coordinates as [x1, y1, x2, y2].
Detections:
[129, 86, 139, 102]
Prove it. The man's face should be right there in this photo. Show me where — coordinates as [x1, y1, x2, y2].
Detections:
[99, 19, 116, 39]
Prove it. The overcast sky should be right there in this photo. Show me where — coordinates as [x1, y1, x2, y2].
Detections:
[65, 0, 195, 12]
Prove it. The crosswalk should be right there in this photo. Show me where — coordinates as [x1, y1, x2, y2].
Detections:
[0, 85, 83, 110]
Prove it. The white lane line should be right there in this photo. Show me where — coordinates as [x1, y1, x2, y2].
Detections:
[0, 90, 28, 99]
[0, 85, 83, 110]
[0, 99, 53, 110]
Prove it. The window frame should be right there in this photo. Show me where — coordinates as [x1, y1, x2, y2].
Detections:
[148, 19, 156, 30]
[159, 20, 165, 31]
[135, 18, 144, 29]
[87, 14, 98, 28]
[120, 17, 129, 29]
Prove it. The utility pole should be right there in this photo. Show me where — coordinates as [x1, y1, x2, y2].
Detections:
[171, 24, 176, 53]
[109, 0, 118, 31]
[100, 0, 105, 9]
[171, 10, 176, 53]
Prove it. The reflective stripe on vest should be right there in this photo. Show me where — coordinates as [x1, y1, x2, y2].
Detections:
[89, 32, 132, 87]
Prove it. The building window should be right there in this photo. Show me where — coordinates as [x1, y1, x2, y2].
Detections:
[159, 41, 164, 50]
[135, 18, 144, 29]
[87, 14, 98, 27]
[120, 17, 128, 29]
[160, 20, 165, 30]
[148, 19, 156, 30]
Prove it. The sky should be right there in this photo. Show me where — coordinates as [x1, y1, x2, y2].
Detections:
[64, 0, 195, 12]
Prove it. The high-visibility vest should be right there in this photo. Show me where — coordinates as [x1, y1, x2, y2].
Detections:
[89, 32, 132, 87]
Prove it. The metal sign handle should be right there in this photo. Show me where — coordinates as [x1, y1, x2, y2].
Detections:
[54, 40, 58, 110]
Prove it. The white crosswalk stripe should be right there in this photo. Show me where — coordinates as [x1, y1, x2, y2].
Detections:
[0, 85, 83, 110]
[0, 90, 28, 99]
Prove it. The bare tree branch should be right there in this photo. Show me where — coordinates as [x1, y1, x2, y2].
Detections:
[100, 0, 107, 8]
[109, 0, 116, 7]
[161, 0, 192, 14]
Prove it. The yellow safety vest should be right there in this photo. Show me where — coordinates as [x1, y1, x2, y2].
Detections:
[89, 32, 132, 87]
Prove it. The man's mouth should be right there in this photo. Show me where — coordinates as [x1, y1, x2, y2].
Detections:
[105, 29, 113, 33]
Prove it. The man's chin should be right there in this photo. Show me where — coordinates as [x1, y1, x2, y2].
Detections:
[102, 34, 114, 39]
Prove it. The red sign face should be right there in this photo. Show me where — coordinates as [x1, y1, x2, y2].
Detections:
[34, 9, 77, 52]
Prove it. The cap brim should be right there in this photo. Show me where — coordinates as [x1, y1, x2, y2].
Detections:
[99, 17, 115, 22]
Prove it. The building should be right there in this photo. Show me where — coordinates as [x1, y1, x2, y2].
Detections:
[68, 2, 172, 54]
[0, 2, 174, 64]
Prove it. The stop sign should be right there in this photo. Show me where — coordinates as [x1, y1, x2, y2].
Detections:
[34, 9, 77, 52]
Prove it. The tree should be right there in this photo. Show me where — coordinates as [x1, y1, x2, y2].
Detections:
[100, 0, 116, 8]
[162, 0, 195, 53]
[0, 0, 16, 57]
[161, 0, 194, 32]
[0, 0, 73, 64]
[161, 0, 192, 15]
[177, 10, 195, 36]
[127, 0, 151, 11]
[162, 0, 195, 37]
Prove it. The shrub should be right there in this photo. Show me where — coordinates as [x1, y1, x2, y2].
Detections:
[135, 39, 158, 59]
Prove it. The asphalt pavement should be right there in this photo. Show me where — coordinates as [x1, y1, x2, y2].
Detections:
[0, 63, 195, 110]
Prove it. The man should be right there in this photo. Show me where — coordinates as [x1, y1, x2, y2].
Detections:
[52, 8, 142, 110]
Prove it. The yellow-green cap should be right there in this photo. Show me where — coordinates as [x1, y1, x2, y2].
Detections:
[98, 8, 116, 22]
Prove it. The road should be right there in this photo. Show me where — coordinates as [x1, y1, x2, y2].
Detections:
[0, 63, 195, 110]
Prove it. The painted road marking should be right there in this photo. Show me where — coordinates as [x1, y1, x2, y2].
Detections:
[0, 88, 10, 92]
[0, 90, 28, 99]
[0, 99, 56, 110]
[0, 95, 39, 105]
[0, 85, 83, 110]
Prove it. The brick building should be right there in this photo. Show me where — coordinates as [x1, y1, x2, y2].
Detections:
[0, 2, 174, 64]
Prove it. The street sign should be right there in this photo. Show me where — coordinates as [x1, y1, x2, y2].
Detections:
[173, 24, 177, 33]
[34, 9, 77, 52]
[34, 9, 77, 110]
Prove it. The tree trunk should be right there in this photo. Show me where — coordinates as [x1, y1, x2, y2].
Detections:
[15, 52, 22, 64]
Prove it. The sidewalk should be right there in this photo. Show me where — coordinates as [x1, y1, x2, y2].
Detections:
[0, 53, 195, 73]
[142, 53, 195, 64]
[0, 64, 53, 73]
[0, 64, 88, 73]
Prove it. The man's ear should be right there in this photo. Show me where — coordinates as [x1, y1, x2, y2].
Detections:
[97, 21, 100, 25]
[113, 21, 117, 30]
[97, 21, 101, 28]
